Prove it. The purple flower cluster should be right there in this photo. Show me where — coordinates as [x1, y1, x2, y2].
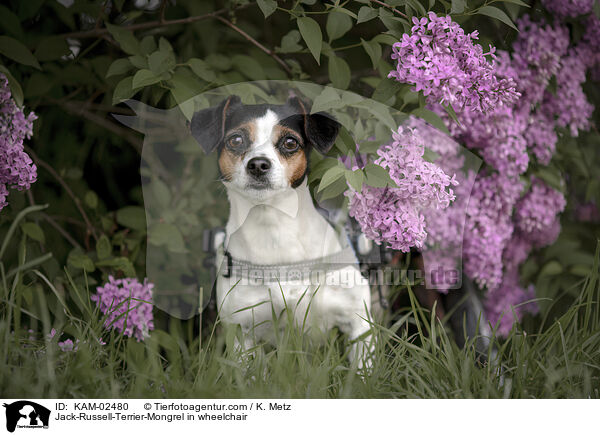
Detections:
[405, 118, 471, 292]
[542, 0, 594, 18]
[514, 177, 566, 247]
[0, 74, 37, 211]
[46, 328, 106, 352]
[388, 12, 519, 113]
[484, 266, 538, 336]
[47, 328, 79, 352]
[462, 172, 523, 290]
[91, 276, 154, 341]
[347, 126, 457, 252]
[422, 15, 590, 334]
[580, 16, 600, 78]
[381, 8, 595, 333]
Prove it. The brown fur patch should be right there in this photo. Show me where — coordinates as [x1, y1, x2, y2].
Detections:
[284, 149, 307, 186]
[272, 125, 307, 186]
[218, 149, 239, 181]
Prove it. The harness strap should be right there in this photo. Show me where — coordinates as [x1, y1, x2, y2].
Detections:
[219, 244, 360, 283]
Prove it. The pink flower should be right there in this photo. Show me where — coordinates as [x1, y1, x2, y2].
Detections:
[347, 126, 457, 252]
[91, 276, 154, 341]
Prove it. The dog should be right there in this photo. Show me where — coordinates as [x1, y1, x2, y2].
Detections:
[191, 95, 374, 368]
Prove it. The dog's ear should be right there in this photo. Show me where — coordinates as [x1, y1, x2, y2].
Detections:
[191, 95, 240, 153]
[306, 113, 340, 155]
[287, 96, 340, 155]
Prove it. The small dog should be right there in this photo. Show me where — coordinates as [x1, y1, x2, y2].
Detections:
[191, 96, 374, 367]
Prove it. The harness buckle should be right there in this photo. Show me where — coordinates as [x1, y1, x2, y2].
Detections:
[222, 250, 233, 278]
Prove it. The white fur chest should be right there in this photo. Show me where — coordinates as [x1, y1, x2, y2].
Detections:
[215, 183, 372, 346]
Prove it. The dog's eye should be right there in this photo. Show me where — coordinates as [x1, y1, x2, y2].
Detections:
[283, 137, 299, 151]
[227, 134, 244, 148]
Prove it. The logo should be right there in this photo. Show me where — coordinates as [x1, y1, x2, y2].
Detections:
[3, 401, 50, 433]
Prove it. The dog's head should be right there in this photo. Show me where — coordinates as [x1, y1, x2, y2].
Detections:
[191, 96, 340, 200]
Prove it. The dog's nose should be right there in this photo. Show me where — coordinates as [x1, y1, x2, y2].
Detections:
[246, 157, 271, 178]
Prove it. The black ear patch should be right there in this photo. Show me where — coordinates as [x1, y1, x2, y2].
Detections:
[306, 113, 340, 155]
[286, 96, 340, 155]
[190, 95, 240, 153]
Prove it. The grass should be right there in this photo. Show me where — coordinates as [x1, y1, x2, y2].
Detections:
[1, 221, 600, 398]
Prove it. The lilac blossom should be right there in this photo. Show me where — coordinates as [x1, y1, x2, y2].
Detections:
[542, 0, 594, 18]
[484, 268, 538, 336]
[406, 118, 472, 292]
[514, 178, 566, 247]
[347, 126, 457, 252]
[388, 12, 519, 113]
[508, 16, 569, 106]
[0, 74, 37, 210]
[46, 328, 82, 352]
[579, 16, 600, 78]
[91, 276, 154, 341]
[462, 172, 523, 290]
[484, 235, 538, 336]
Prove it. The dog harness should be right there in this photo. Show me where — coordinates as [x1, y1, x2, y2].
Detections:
[218, 243, 361, 283]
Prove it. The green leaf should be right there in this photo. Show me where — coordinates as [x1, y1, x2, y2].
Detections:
[21, 222, 45, 244]
[0, 36, 41, 69]
[140, 35, 157, 55]
[540, 260, 563, 276]
[0, 65, 23, 107]
[411, 108, 450, 134]
[159, 37, 173, 53]
[357, 6, 378, 23]
[297, 17, 323, 64]
[34, 37, 70, 62]
[477, 5, 518, 31]
[149, 223, 186, 253]
[168, 71, 205, 118]
[378, 8, 408, 35]
[443, 104, 460, 126]
[232, 54, 266, 80]
[501, 0, 530, 7]
[84, 191, 98, 209]
[361, 38, 382, 69]
[106, 23, 141, 55]
[450, 0, 466, 14]
[148, 50, 176, 76]
[96, 235, 112, 260]
[257, 0, 277, 18]
[25, 73, 53, 98]
[317, 165, 345, 192]
[188, 58, 216, 82]
[311, 87, 343, 113]
[128, 54, 148, 69]
[345, 169, 364, 191]
[308, 157, 338, 183]
[328, 55, 351, 89]
[364, 163, 395, 188]
[336, 127, 357, 154]
[132, 69, 160, 89]
[206, 53, 232, 71]
[371, 78, 402, 103]
[0, 5, 23, 38]
[279, 30, 303, 53]
[318, 176, 348, 200]
[112, 76, 135, 105]
[68, 252, 96, 272]
[326, 11, 353, 41]
[106, 58, 133, 77]
[96, 257, 136, 276]
[116, 206, 147, 231]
